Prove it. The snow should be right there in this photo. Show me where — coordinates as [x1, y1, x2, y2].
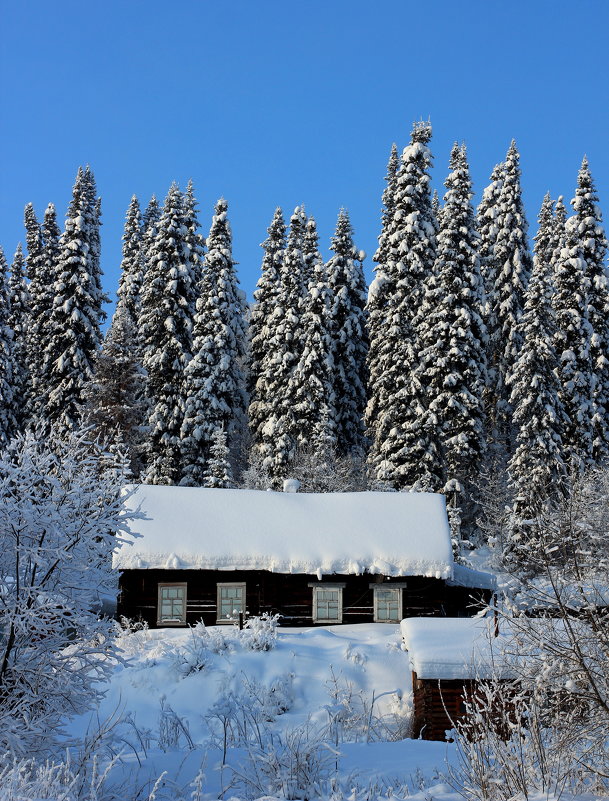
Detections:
[67, 623, 463, 799]
[448, 563, 497, 590]
[400, 616, 516, 680]
[115, 486, 455, 579]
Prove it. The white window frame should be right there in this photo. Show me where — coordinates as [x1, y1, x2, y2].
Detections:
[308, 582, 346, 624]
[216, 582, 247, 624]
[370, 582, 407, 623]
[157, 582, 187, 626]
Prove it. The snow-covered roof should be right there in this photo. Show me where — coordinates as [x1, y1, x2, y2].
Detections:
[400, 616, 516, 680]
[447, 564, 497, 591]
[114, 485, 454, 579]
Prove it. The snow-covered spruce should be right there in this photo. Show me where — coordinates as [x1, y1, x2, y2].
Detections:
[84, 301, 147, 477]
[291, 222, 337, 455]
[28, 203, 61, 423]
[476, 160, 504, 324]
[139, 194, 161, 286]
[38, 166, 105, 433]
[140, 182, 196, 485]
[551, 191, 596, 473]
[365, 142, 399, 434]
[0, 248, 15, 446]
[202, 426, 234, 488]
[416, 144, 488, 539]
[571, 158, 609, 463]
[303, 212, 322, 286]
[506, 194, 569, 566]
[117, 194, 144, 336]
[483, 141, 532, 461]
[180, 197, 246, 487]
[248, 207, 286, 451]
[22, 203, 43, 424]
[366, 120, 437, 489]
[255, 206, 308, 481]
[182, 179, 206, 297]
[8, 243, 31, 429]
[326, 209, 368, 456]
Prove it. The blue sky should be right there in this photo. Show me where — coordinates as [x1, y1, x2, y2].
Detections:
[1, 0, 608, 313]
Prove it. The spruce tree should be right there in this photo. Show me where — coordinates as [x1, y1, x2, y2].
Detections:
[256, 206, 307, 479]
[0, 248, 15, 445]
[117, 195, 144, 332]
[248, 208, 286, 449]
[326, 209, 368, 455]
[83, 302, 146, 476]
[551, 177, 597, 471]
[431, 189, 441, 233]
[182, 180, 206, 297]
[507, 194, 568, 561]
[40, 167, 104, 431]
[8, 244, 31, 428]
[142, 195, 161, 232]
[140, 182, 195, 484]
[291, 241, 337, 454]
[366, 121, 437, 488]
[571, 158, 609, 462]
[417, 144, 487, 535]
[202, 427, 234, 488]
[366, 143, 399, 432]
[484, 141, 532, 460]
[303, 213, 322, 288]
[180, 198, 246, 486]
[140, 195, 161, 288]
[82, 168, 106, 311]
[29, 204, 61, 422]
[23, 204, 42, 423]
[476, 161, 505, 305]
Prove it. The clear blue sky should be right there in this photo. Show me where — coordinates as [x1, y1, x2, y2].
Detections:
[1, 0, 608, 314]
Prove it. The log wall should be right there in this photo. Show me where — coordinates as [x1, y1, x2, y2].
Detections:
[117, 569, 491, 628]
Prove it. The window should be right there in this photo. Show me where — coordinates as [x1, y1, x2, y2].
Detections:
[309, 583, 345, 623]
[217, 583, 246, 623]
[371, 583, 406, 623]
[157, 583, 187, 626]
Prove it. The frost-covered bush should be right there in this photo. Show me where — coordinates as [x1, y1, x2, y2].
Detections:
[157, 698, 194, 752]
[0, 753, 122, 801]
[167, 616, 279, 680]
[240, 612, 280, 651]
[324, 669, 411, 743]
[230, 723, 338, 800]
[114, 617, 150, 657]
[447, 677, 599, 801]
[205, 671, 294, 756]
[0, 429, 136, 758]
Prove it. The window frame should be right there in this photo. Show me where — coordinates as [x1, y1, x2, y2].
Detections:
[370, 582, 407, 623]
[157, 582, 188, 627]
[216, 582, 247, 624]
[308, 582, 346, 624]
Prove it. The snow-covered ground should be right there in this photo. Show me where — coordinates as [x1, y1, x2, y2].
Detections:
[67, 622, 461, 800]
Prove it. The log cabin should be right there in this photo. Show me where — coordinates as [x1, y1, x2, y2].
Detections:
[114, 485, 496, 628]
[401, 616, 514, 741]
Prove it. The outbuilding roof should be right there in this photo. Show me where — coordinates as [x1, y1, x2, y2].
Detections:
[114, 485, 455, 579]
[401, 616, 514, 680]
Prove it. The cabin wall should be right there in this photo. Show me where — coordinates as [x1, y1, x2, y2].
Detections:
[412, 673, 514, 741]
[412, 673, 472, 741]
[117, 569, 490, 628]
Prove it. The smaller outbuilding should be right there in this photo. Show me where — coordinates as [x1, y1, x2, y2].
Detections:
[401, 616, 516, 741]
[114, 486, 496, 628]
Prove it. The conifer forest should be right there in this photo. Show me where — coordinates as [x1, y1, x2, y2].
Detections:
[1, 120, 608, 560]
